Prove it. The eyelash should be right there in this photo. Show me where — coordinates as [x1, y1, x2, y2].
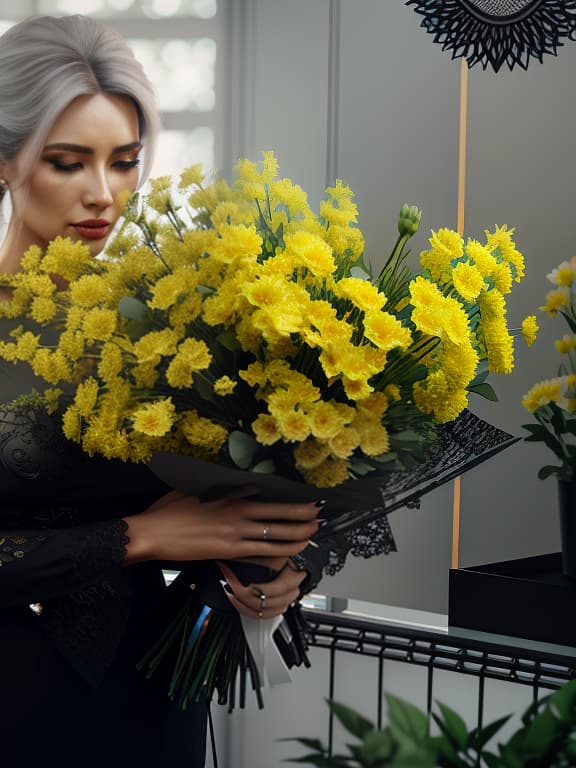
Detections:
[47, 158, 141, 173]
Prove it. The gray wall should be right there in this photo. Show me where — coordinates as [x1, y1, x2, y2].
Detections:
[225, 0, 575, 613]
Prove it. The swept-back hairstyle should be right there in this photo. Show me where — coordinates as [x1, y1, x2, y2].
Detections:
[0, 14, 160, 187]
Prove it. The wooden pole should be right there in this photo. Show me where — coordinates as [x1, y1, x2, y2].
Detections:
[452, 58, 468, 570]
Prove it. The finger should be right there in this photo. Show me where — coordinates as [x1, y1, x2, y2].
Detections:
[250, 570, 306, 598]
[245, 501, 325, 522]
[246, 520, 320, 543]
[218, 563, 301, 610]
[224, 590, 291, 620]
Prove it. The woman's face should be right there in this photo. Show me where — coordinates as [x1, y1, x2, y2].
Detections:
[6, 93, 141, 259]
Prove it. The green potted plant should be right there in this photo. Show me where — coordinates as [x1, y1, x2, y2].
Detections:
[521, 257, 576, 579]
[286, 678, 576, 767]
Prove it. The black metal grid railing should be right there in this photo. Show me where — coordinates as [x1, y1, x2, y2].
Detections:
[303, 608, 576, 746]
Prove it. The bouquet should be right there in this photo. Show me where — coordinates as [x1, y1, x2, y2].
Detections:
[521, 257, 576, 481]
[0, 151, 530, 709]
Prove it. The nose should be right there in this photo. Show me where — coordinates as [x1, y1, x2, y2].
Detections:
[83, 168, 114, 209]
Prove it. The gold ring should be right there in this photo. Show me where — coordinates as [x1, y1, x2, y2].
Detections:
[262, 524, 270, 540]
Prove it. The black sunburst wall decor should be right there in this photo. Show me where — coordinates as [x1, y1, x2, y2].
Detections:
[406, 0, 576, 71]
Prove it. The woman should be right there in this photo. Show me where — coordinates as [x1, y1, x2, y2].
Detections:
[0, 15, 323, 766]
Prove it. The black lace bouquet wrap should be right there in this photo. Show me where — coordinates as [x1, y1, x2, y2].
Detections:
[143, 407, 517, 711]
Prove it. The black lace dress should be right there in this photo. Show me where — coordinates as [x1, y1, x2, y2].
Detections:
[0, 354, 209, 767]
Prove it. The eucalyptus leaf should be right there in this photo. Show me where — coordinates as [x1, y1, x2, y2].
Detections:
[118, 295, 152, 321]
[252, 460, 275, 474]
[228, 430, 258, 469]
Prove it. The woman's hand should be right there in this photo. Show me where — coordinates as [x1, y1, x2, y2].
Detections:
[123, 490, 322, 565]
[216, 559, 307, 620]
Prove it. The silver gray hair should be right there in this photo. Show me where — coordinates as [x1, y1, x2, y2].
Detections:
[0, 14, 160, 189]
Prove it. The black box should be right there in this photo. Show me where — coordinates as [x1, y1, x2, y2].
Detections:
[449, 553, 576, 647]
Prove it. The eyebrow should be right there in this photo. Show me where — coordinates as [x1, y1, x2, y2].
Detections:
[42, 141, 142, 155]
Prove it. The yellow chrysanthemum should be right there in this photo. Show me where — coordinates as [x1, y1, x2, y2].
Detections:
[70, 274, 109, 307]
[132, 398, 176, 437]
[363, 310, 412, 352]
[82, 308, 117, 342]
[252, 414, 281, 446]
[214, 375, 237, 396]
[180, 411, 228, 456]
[329, 426, 360, 459]
[542, 287, 570, 316]
[555, 334, 576, 354]
[301, 456, 350, 488]
[178, 163, 204, 190]
[522, 378, 565, 413]
[452, 262, 485, 302]
[521, 315, 539, 348]
[293, 438, 332, 470]
[284, 230, 335, 276]
[73, 377, 99, 417]
[334, 277, 386, 311]
[30, 296, 57, 323]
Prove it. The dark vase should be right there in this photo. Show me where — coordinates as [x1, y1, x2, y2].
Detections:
[558, 479, 576, 580]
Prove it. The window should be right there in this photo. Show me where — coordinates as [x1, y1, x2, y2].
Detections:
[0, 0, 224, 181]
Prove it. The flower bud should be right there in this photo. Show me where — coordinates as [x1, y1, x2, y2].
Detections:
[398, 204, 422, 237]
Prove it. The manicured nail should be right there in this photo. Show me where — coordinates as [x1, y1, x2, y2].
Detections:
[307, 539, 319, 548]
[315, 518, 328, 525]
[314, 499, 327, 508]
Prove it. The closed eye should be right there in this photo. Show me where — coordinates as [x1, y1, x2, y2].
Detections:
[113, 158, 141, 170]
[47, 159, 82, 173]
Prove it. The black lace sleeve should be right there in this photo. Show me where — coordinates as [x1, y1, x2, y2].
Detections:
[0, 518, 129, 609]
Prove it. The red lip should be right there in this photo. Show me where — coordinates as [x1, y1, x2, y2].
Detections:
[71, 219, 111, 240]
[72, 219, 110, 227]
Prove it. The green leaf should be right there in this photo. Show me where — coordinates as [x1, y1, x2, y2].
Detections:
[118, 295, 151, 321]
[548, 679, 576, 721]
[468, 715, 511, 751]
[538, 465, 562, 480]
[434, 702, 468, 751]
[280, 737, 326, 753]
[228, 430, 258, 469]
[386, 693, 428, 745]
[252, 460, 275, 474]
[521, 704, 564, 758]
[468, 382, 498, 401]
[327, 701, 374, 741]
[357, 728, 395, 762]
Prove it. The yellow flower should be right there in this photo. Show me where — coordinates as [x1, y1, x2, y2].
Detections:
[132, 398, 176, 437]
[73, 377, 99, 417]
[293, 438, 331, 470]
[363, 310, 412, 352]
[70, 274, 109, 307]
[555, 334, 576, 354]
[466, 239, 496, 278]
[542, 287, 570, 315]
[214, 376, 237, 396]
[275, 408, 311, 442]
[30, 296, 57, 323]
[522, 378, 565, 413]
[146, 175, 172, 214]
[98, 343, 123, 382]
[180, 410, 228, 456]
[252, 414, 281, 446]
[521, 315, 539, 348]
[329, 426, 360, 459]
[284, 230, 335, 276]
[452, 262, 485, 302]
[178, 163, 204, 190]
[547, 261, 576, 287]
[308, 400, 353, 440]
[166, 338, 212, 388]
[20, 245, 43, 271]
[41, 237, 92, 281]
[82, 308, 117, 342]
[301, 456, 350, 487]
[15, 331, 39, 362]
[356, 421, 390, 456]
[492, 262, 513, 295]
[334, 277, 386, 311]
[134, 329, 180, 363]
